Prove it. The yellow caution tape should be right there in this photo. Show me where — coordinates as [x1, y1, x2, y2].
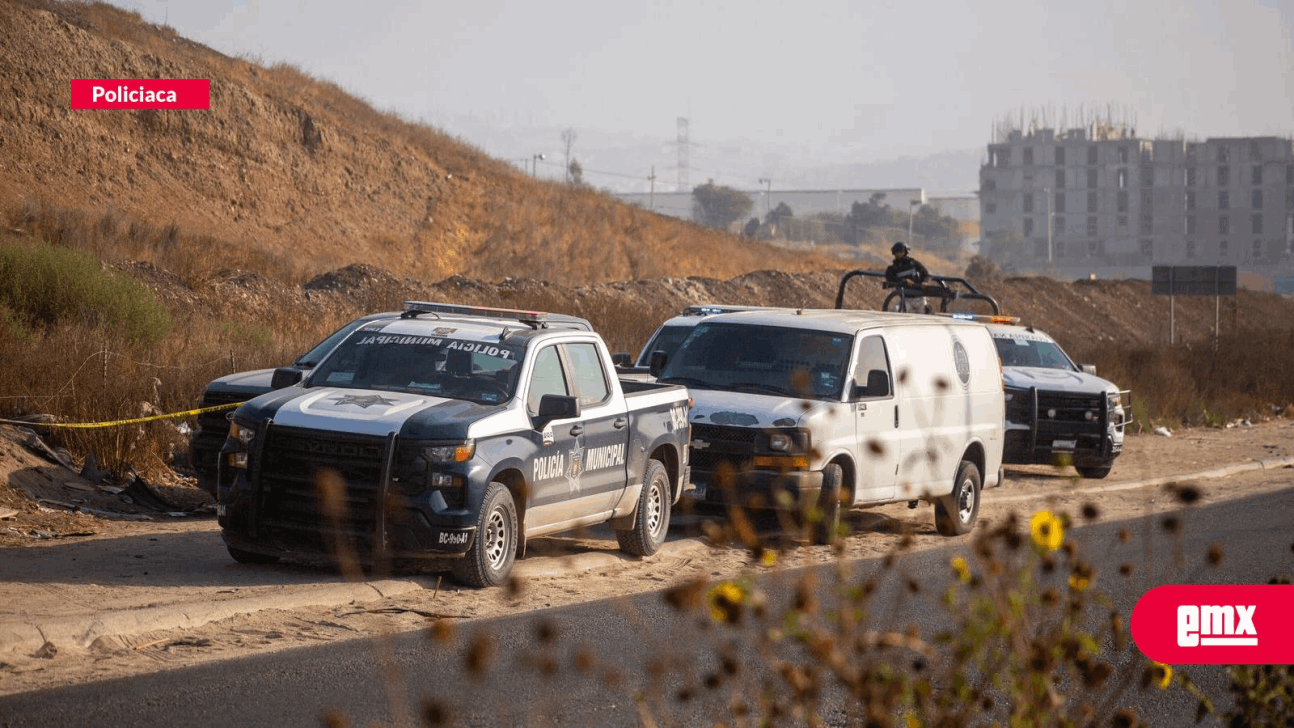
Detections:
[0, 401, 244, 429]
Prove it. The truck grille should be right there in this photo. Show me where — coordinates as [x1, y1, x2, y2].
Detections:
[257, 426, 388, 538]
[689, 423, 756, 473]
[1037, 392, 1104, 424]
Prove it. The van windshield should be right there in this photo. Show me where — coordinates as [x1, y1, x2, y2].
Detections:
[991, 334, 1077, 371]
[658, 322, 854, 401]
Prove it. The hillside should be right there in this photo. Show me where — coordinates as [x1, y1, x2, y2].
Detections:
[0, 0, 845, 286]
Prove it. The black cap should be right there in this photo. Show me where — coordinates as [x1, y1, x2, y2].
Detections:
[891, 242, 910, 255]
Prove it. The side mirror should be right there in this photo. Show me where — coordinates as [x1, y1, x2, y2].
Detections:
[611, 352, 632, 367]
[648, 351, 668, 378]
[271, 367, 304, 390]
[1081, 364, 1097, 375]
[535, 394, 580, 430]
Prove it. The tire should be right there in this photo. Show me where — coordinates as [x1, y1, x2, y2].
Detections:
[227, 546, 280, 565]
[1076, 463, 1113, 479]
[812, 462, 844, 545]
[453, 482, 518, 588]
[882, 291, 907, 313]
[616, 459, 671, 557]
[935, 460, 981, 536]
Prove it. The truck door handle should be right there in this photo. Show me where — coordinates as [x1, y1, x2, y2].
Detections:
[570, 425, 585, 437]
[613, 417, 627, 429]
[894, 406, 899, 428]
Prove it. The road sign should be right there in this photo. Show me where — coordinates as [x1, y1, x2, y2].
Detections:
[1151, 266, 1237, 296]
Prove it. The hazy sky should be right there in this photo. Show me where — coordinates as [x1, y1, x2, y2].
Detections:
[110, 0, 1293, 174]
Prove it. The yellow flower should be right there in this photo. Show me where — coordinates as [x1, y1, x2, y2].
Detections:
[1030, 511, 1064, 551]
[951, 556, 971, 584]
[1151, 661, 1173, 689]
[708, 581, 746, 623]
[1068, 573, 1091, 591]
[760, 549, 778, 567]
[906, 714, 922, 728]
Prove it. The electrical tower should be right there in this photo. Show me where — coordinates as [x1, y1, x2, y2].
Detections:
[676, 117, 689, 192]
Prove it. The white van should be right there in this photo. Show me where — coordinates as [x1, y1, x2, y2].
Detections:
[653, 309, 1005, 542]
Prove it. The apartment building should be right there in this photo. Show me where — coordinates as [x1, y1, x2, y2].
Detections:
[980, 127, 1294, 272]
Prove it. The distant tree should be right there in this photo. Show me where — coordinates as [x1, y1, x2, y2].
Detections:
[765, 201, 793, 227]
[568, 158, 584, 186]
[561, 127, 578, 183]
[742, 217, 761, 238]
[842, 192, 899, 244]
[692, 180, 754, 230]
[910, 204, 962, 252]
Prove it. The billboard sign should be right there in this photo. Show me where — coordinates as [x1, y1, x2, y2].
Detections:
[1152, 266, 1237, 296]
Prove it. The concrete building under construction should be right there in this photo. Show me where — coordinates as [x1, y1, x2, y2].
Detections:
[979, 116, 1294, 282]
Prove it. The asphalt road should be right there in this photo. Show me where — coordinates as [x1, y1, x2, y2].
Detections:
[2, 487, 1291, 727]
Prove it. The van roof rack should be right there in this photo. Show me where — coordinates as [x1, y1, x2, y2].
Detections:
[402, 301, 549, 329]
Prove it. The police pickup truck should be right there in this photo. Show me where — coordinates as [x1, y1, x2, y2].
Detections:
[985, 321, 1128, 479]
[217, 302, 692, 588]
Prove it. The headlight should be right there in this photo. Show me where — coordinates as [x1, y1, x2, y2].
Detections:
[229, 421, 256, 445]
[423, 441, 476, 463]
[769, 433, 792, 452]
[226, 420, 256, 469]
[1108, 392, 1123, 410]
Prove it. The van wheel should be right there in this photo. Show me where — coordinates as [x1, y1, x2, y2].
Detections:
[453, 483, 517, 588]
[1076, 463, 1113, 479]
[227, 546, 280, 565]
[617, 459, 671, 557]
[812, 463, 844, 545]
[935, 460, 980, 536]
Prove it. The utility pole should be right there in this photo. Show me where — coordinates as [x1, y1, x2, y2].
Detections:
[758, 178, 771, 217]
[531, 153, 545, 177]
[648, 166, 656, 211]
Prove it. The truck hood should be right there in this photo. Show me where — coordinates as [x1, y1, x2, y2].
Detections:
[205, 368, 275, 395]
[239, 387, 504, 439]
[687, 389, 825, 428]
[1003, 367, 1116, 396]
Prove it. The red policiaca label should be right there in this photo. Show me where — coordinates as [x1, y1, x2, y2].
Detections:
[71, 79, 210, 110]
[1132, 585, 1294, 664]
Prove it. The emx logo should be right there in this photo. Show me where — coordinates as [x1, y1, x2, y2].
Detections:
[1133, 585, 1294, 664]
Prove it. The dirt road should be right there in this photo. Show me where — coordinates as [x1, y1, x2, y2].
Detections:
[1, 420, 1292, 696]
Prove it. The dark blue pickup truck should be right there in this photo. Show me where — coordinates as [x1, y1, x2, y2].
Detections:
[216, 302, 692, 587]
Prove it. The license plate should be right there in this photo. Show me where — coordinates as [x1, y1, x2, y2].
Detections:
[686, 482, 708, 499]
[1052, 439, 1077, 451]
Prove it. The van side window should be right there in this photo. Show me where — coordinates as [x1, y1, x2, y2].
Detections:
[563, 342, 610, 407]
[852, 335, 892, 399]
[527, 346, 569, 415]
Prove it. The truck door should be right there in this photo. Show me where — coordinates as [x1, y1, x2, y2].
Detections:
[524, 344, 580, 530]
[560, 342, 629, 514]
[851, 334, 899, 503]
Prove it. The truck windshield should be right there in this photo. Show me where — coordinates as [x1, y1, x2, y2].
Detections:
[308, 333, 525, 405]
[635, 324, 694, 366]
[658, 322, 853, 401]
[992, 334, 1077, 371]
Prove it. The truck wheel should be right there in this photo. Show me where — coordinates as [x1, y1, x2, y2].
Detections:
[882, 291, 907, 313]
[616, 459, 671, 557]
[935, 460, 980, 536]
[453, 483, 517, 588]
[227, 546, 280, 565]
[1076, 463, 1113, 479]
[812, 463, 844, 545]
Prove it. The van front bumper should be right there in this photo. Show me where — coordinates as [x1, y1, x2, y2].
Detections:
[688, 467, 825, 510]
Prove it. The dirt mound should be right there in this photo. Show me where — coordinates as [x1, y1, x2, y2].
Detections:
[0, 0, 845, 287]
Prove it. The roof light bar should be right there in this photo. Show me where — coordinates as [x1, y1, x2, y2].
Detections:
[939, 312, 1021, 325]
[402, 301, 549, 327]
[683, 305, 748, 316]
